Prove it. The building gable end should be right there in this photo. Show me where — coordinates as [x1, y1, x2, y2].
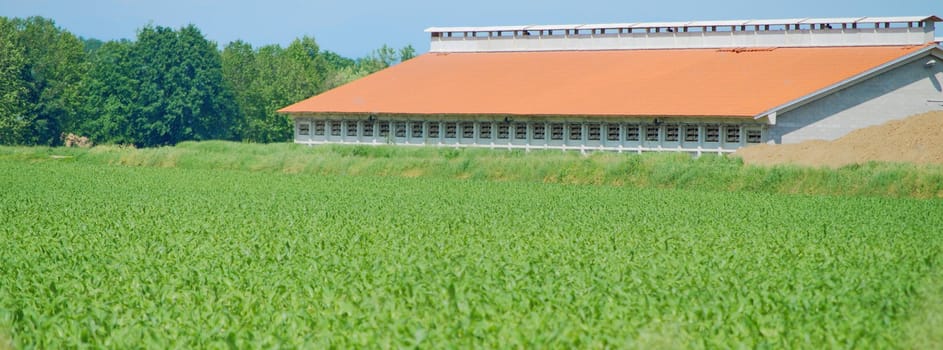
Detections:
[755, 45, 943, 120]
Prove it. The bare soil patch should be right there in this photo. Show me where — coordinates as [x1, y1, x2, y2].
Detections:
[736, 111, 943, 167]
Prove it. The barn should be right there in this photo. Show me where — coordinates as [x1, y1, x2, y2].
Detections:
[279, 16, 943, 154]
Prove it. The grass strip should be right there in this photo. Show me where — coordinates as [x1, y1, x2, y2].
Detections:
[2, 141, 942, 199]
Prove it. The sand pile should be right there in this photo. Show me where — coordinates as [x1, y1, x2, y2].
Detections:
[736, 111, 943, 167]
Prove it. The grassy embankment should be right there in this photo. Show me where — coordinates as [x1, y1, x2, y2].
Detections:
[2, 140, 942, 199]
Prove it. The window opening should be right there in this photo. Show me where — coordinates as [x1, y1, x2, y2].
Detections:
[345, 121, 357, 137]
[705, 124, 719, 142]
[330, 121, 341, 136]
[625, 124, 639, 141]
[645, 125, 659, 142]
[479, 122, 492, 139]
[378, 121, 390, 137]
[746, 129, 762, 143]
[444, 122, 457, 138]
[550, 123, 564, 140]
[606, 123, 620, 141]
[461, 122, 474, 139]
[533, 123, 546, 140]
[314, 120, 325, 136]
[514, 122, 527, 140]
[725, 125, 740, 143]
[394, 122, 406, 138]
[362, 121, 374, 137]
[428, 122, 440, 138]
[497, 123, 510, 139]
[299, 123, 310, 136]
[411, 122, 423, 138]
[587, 123, 601, 141]
[569, 124, 582, 141]
[665, 124, 679, 142]
[684, 125, 699, 142]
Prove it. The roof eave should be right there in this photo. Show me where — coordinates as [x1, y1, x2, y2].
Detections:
[282, 111, 756, 119]
[753, 44, 943, 120]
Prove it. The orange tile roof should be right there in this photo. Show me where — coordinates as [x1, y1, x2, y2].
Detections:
[279, 45, 926, 118]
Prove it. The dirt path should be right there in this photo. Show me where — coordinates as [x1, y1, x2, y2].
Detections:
[736, 111, 943, 167]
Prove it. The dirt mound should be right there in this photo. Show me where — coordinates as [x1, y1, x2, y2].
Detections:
[736, 111, 943, 167]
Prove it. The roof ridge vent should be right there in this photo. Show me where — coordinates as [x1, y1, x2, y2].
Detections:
[427, 15, 941, 53]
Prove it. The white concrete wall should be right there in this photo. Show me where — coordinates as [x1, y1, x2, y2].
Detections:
[771, 54, 943, 143]
[293, 116, 768, 154]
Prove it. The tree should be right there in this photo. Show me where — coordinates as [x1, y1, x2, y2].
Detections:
[221, 36, 330, 143]
[0, 17, 29, 144]
[221, 40, 256, 140]
[81, 37, 104, 54]
[164, 25, 237, 144]
[399, 44, 416, 62]
[241, 44, 289, 142]
[79, 40, 138, 144]
[84, 25, 237, 147]
[10, 16, 88, 145]
[321, 50, 356, 71]
[218, 41, 419, 143]
[356, 44, 419, 76]
[321, 50, 360, 90]
[4, 16, 420, 146]
[357, 44, 396, 74]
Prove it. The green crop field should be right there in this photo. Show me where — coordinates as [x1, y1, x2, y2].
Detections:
[1, 156, 942, 348]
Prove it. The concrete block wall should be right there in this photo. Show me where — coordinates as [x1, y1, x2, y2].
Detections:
[771, 54, 943, 143]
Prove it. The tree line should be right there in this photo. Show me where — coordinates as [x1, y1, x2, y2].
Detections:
[0, 16, 415, 147]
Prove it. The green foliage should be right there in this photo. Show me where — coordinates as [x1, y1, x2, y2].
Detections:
[358, 44, 397, 73]
[4, 142, 943, 199]
[0, 17, 29, 144]
[112, 25, 236, 146]
[80, 37, 104, 53]
[79, 40, 137, 144]
[7, 16, 88, 146]
[399, 44, 416, 62]
[7, 20, 241, 148]
[1, 158, 941, 347]
[220, 40, 255, 139]
[221, 37, 329, 143]
[356, 44, 421, 75]
[320, 50, 361, 90]
[220, 37, 417, 144]
[1, 15, 415, 147]
[902, 262, 943, 349]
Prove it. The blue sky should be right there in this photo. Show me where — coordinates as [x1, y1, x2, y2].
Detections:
[2, 0, 941, 58]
